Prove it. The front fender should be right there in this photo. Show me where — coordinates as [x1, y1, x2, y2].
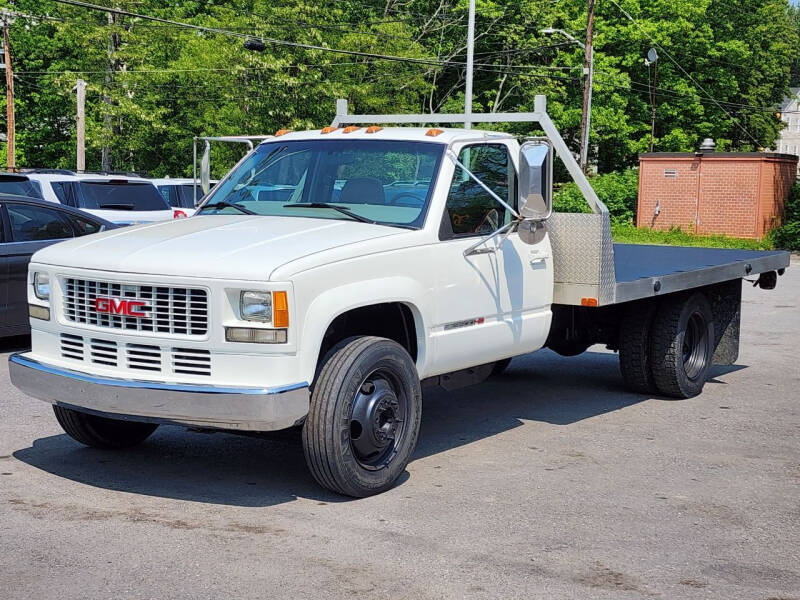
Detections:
[297, 276, 431, 385]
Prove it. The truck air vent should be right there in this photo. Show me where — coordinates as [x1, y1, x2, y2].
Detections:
[171, 348, 211, 376]
[126, 344, 162, 372]
[60, 333, 84, 361]
[89, 338, 118, 366]
[63, 278, 209, 337]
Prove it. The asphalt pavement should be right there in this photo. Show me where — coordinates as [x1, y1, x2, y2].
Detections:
[1, 260, 798, 599]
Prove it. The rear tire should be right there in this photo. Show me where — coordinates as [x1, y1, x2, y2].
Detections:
[619, 302, 658, 394]
[302, 336, 422, 498]
[53, 405, 158, 449]
[649, 292, 715, 399]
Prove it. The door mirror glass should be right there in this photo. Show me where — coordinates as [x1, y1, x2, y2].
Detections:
[518, 140, 552, 220]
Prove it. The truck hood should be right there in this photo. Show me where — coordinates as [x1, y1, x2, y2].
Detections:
[32, 215, 404, 281]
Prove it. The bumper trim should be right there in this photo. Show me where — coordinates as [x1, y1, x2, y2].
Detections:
[9, 353, 310, 431]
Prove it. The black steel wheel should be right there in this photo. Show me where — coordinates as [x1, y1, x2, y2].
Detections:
[53, 405, 158, 449]
[649, 292, 715, 398]
[303, 336, 422, 497]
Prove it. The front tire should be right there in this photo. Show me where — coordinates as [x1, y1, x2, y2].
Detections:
[649, 292, 715, 398]
[302, 336, 422, 498]
[53, 405, 158, 449]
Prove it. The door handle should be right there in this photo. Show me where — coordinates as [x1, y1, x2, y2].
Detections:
[529, 248, 550, 263]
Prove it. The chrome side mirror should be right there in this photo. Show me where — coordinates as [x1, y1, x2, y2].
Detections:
[518, 140, 553, 221]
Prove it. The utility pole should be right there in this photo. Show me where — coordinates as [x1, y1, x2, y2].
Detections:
[2, 16, 15, 169]
[580, 0, 595, 173]
[464, 0, 475, 130]
[75, 78, 86, 172]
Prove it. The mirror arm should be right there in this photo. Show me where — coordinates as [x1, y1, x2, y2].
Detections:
[463, 220, 519, 257]
[446, 150, 521, 220]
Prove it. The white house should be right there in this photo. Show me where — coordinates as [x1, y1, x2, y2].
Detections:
[776, 87, 800, 175]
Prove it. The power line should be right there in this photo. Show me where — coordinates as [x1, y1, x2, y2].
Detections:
[607, 0, 762, 146]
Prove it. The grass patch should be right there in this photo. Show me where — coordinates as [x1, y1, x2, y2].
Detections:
[611, 223, 773, 250]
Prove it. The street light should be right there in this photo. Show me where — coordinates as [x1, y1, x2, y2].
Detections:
[541, 27, 594, 172]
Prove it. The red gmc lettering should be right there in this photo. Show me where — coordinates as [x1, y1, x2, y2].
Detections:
[94, 298, 147, 318]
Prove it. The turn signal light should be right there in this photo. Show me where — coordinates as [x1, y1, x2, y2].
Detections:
[581, 297, 599, 307]
[29, 304, 50, 321]
[225, 327, 287, 344]
[425, 128, 444, 137]
[365, 126, 383, 133]
[273, 291, 289, 327]
[275, 129, 292, 136]
[321, 126, 337, 134]
[342, 126, 360, 133]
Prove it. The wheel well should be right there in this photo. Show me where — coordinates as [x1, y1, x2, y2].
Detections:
[317, 303, 418, 367]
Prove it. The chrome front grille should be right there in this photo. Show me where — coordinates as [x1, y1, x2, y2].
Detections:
[63, 278, 208, 336]
[59, 334, 210, 377]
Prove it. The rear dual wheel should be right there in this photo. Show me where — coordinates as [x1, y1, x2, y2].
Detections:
[619, 292, 714, 399]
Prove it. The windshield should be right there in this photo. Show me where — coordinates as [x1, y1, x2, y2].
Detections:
[200, 139, 445, 228]
[53, 181, 170, 211]
[0, 176, 43, 199]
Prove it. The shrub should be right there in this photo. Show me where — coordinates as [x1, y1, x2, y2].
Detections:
[553, 169, 639, 225]
[767, 182, 800, 251]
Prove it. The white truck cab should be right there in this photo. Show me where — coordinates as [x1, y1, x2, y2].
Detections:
[4, 171, 175, 225]
[9, 97, 790, 497]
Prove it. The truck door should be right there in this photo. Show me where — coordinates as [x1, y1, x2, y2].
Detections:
[432, 142, 552, 374]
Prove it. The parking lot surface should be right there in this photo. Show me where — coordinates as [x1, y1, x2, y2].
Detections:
[1, 260, 798, 599]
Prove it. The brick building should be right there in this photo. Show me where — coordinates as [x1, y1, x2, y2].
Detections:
[637, 151, 798, 239]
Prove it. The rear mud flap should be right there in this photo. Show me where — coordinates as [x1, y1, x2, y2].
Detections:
[707, 279, 741, 366]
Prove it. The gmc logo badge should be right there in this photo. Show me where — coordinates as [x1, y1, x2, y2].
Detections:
[94, 297, 148, 318]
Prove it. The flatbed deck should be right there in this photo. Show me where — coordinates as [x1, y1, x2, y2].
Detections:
[612, 244, 790, 304]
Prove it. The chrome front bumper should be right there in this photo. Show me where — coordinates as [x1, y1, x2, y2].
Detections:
[9, 353, 310, 431]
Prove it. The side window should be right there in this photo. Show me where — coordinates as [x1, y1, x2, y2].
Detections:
[69, 215, 102, 236]
[7, 204, 74, 242]
[51, 181, 79, 207]
[157, 185, 176, 207]
[443, 144, 515, 237]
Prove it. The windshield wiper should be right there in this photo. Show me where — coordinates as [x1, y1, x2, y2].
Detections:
[198, 201, 256, 215]
[285, 203, 376, 224]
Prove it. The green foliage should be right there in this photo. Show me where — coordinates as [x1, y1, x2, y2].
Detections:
[612, 223, 773, 250]
[767, 181, 800, 250]
[1, 0, 799, 177]
[553, 168, 639, 224]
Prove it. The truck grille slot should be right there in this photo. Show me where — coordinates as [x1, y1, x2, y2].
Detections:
[171, 348, 212, 376]
[89, 338, 118, 366]
[126, 344, 162, 372]
[60, 333, 84, 360]
[63, 278, 208, 336]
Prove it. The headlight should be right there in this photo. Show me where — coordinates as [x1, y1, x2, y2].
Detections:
[33, 272, 50, 301]
[240, 291, 272, 323]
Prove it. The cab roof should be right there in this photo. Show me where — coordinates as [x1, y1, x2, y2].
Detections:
[259, 126, 514, 146]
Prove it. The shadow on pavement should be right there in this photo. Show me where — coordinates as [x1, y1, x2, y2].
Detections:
[12, 349, 748, 507]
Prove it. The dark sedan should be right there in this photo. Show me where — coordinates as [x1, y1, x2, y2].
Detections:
[1, 194, 115, 337]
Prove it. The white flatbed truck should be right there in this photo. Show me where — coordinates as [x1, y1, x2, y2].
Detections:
[9, 97, 790, 497]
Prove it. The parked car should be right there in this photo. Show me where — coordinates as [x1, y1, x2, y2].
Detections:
[151, 177, 217, 217]
[0, 194, 115, 338]
[0, 170, 175, 225]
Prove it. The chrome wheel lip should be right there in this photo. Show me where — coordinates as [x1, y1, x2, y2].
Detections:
[349, 368, 408, 471]
[683, 311, 709, 381]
